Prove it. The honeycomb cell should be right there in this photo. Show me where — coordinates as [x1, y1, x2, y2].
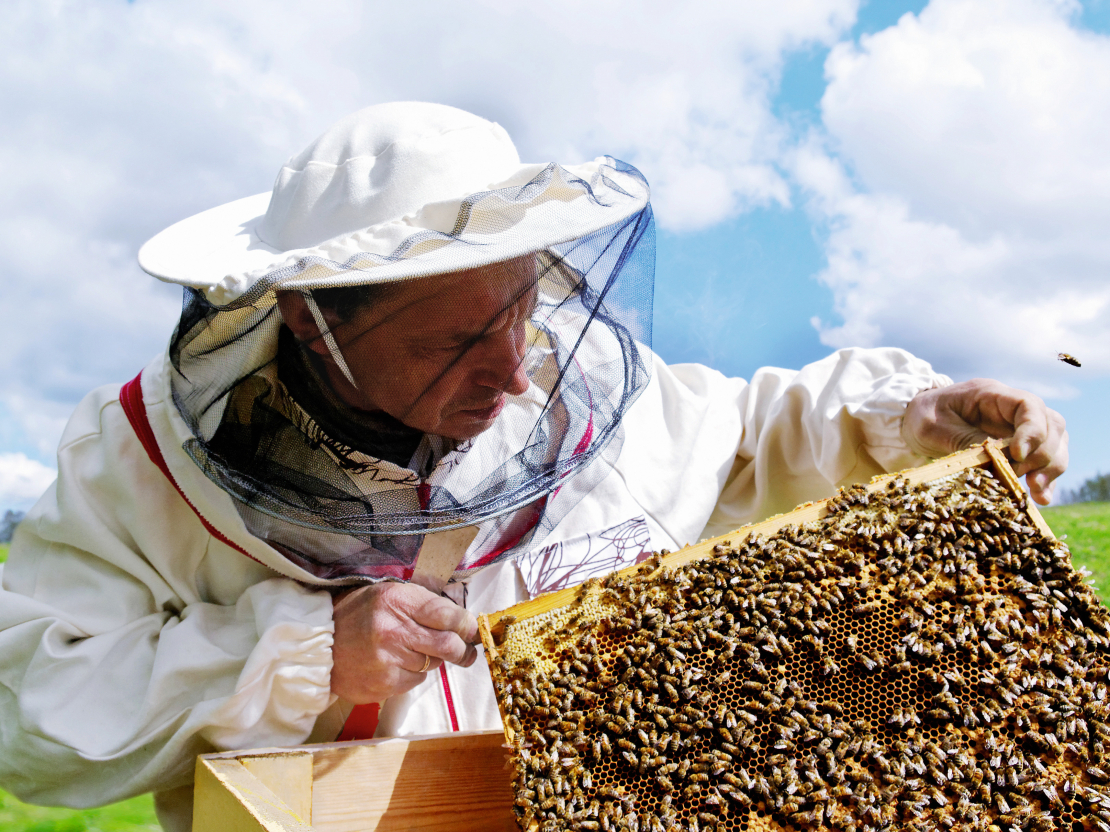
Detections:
[487, 466, 1110, 832]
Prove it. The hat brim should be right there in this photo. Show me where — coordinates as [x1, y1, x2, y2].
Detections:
[138, 158, 649, 307]
[138, 192, 279, 288]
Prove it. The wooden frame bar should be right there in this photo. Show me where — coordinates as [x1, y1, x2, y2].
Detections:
[193, 731, 516, 831]
[479, 440, 1046, 644]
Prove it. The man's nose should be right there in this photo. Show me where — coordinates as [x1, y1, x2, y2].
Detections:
[476, 326, 529, 396]
[502, 359, 529, 396]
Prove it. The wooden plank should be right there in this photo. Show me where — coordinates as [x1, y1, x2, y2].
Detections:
[238, 751, 314, 825]
[308, 730, 516, 832]
[983, 442, 1056, 540]
[411, 525, 480, 593]
[193, 757, 314, 832]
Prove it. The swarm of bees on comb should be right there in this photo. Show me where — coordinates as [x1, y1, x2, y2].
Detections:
[484, 455, 1110, 832]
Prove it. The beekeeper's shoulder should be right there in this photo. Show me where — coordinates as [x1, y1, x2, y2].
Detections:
[56, 380, 129, 452]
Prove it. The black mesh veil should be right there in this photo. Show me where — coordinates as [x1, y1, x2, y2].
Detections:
[167, 159, 655, 582]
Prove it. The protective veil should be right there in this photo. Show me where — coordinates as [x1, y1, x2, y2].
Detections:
[140, 103, 656, 582]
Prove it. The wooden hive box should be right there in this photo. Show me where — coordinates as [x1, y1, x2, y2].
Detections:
[192, 730, 518, 831]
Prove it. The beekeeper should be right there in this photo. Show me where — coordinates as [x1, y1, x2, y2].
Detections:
[0, 102, 1067, 831]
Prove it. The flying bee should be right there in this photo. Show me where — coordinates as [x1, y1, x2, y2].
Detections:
[1058, 352, 1081, 367]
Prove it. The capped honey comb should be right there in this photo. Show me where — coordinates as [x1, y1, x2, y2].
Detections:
[480, 444, 1110, 832]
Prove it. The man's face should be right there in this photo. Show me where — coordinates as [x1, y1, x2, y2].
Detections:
[323, 256, 539, 440]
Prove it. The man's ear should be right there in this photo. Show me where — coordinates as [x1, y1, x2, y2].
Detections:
[275, 291, 331, 358]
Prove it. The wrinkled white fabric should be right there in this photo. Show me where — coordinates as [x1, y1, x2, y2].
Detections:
[0, 344, 948, 831]
[0, 373, 336, 819]
[258, 103, 521, 251]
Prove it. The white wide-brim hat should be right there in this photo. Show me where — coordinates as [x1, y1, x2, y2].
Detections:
[138, 102, 650, 307]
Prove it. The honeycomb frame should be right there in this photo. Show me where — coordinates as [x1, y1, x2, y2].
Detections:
[479, 442, 1110, 832]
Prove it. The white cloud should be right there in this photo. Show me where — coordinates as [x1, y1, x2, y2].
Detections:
[237, 0, 861, 226]
[800, 0, 1110, 394]
[0, 453, 56, 512]
[0, 0, 858, 461]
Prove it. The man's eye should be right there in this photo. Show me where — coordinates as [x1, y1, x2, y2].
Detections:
[414, 339, 471, 358]
[445, 337, 477, 351]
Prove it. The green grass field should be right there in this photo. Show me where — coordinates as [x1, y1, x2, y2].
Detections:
[0, 791, 160, 832]
[1041, 501, 1110, 597]
[0, 503, 1107, 831]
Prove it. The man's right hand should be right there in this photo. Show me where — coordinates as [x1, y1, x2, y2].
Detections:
[330, 582, 480, 704]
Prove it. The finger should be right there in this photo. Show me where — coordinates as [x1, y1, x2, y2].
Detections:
[1008, 396, 1050, 466]
[458, 643, 479, 668]
[342, 663, 434, 704]
[1013, 408, 1066, 477]
[1023, 420, 1069, 505]
[410, 594, 480, 643]
[1027, 413, 1068, 474]
[410, 627, 480, 667]
[1027, 475, 1054, 506]
[404, 651, 443, 675]
[1023, 443, 1066, 504]
[389, 667, 437, 698]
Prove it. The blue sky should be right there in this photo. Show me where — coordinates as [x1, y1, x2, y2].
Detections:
[654, 0, 1110, 503]
[0, 0, 1107, 511]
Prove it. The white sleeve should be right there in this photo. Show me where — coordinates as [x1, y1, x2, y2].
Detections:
[700, 346, 951, 539]
[0, 389, 336, 809]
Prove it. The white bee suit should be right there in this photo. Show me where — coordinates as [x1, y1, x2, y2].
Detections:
[0, 342, 948, 831]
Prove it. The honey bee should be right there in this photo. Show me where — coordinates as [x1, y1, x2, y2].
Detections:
[820, 655, 841, 676]
[1058, 352, 1081, 367]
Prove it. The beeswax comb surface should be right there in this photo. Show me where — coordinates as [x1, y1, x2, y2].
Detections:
[486, 463, 1110, 832]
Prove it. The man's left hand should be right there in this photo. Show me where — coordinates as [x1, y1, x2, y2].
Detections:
[903, 379, 1068, 505]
